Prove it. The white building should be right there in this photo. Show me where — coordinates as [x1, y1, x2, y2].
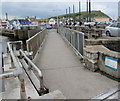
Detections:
[49, 18, 56, 25]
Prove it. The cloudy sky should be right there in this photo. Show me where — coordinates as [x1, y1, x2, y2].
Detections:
[1, 0, 120, 20]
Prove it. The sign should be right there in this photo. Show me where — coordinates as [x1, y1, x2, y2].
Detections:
[20, 22, 31, 25]
[105, 56, 118, 70]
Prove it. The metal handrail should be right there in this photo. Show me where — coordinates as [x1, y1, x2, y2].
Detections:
[69, 27, 85, 35]
[26, 28, 47, 57]
[0, 41, 26, 99]
[0, 40, 48, 98]
[0, 41, 23, 79]
[26, 29, 45, 43]
[0, 72, 14, 79]
[7, 41, 23, 75]
[19, 49, 46, 94]
[19, 49, 42, 77]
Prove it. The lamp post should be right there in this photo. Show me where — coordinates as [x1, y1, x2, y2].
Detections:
[52, 10, 61, 26]
[73, 4, 75, 25]
[87, 0, 91, 22]
[87, 0, 88, 22]
[5, 12, 8, 21]
[57, 16, 59, 26]
[66, 9, 68, 25]
[69, 6, 71, 25]
[79, 1, 81, 25]
[89, 0, 91, 22]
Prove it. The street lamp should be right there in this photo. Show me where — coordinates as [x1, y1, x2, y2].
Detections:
[52, 10, 61, 26]
[79, 1, 81, 25]
[66, 9, 68, 25]
[57, 16, 59, 26]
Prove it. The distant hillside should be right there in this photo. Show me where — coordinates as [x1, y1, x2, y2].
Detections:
[49, 10, 111, 20]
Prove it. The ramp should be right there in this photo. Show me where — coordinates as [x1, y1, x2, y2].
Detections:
[34, 29, 118, 99]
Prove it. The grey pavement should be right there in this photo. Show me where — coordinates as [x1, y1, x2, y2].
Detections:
[34, 29, 118, 99]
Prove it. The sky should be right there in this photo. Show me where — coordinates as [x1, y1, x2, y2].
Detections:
[1, 0, 120, 20]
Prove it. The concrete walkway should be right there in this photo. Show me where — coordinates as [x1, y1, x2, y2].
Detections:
[34, 29, 118, 99]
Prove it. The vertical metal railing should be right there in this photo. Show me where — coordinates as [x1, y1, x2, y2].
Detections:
[58, 27, 84, 58]
[26, 29, 47, 58]
[0, 41, 27, 99]
[19, 49, 49, 95]
[7, 41, 27, 99]
[0, 40, 49, 98]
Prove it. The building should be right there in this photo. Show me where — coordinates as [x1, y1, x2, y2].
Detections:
[25, 16, 38, 25]
[37, 19, 49, 22]
[49, 18, 56, 25]
[93, 17, 111, 22]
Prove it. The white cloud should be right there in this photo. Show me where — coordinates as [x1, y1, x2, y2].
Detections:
[1, 1, 119, 20]
[92, 2, 118, 19]
[93, 4, 107, 10]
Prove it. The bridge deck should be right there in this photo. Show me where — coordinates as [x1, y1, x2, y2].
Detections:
[34, 29, 117, 99]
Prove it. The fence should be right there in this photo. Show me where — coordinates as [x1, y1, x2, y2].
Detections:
[58, 27, 84, 58]
[26, 29, 47, 58]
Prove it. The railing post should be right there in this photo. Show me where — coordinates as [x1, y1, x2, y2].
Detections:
[10, 54, 15, 68]
[39, 76, 49, 95]
[39, 76, 44, 90]
[18, 75, 27, 99]
[77, 33, 80, 52]
[1, 52, 5, 92]
[2, 52, 4, 72]
[20, 41, 23, 50]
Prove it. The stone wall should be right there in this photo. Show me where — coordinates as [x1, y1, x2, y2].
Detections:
[14, 26, 41, 40]
[104, 40, 120, 52]
[84, 45, 120, 78]
[85, 38, 120, 52]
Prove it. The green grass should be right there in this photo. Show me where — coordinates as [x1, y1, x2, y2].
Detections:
[49, 10, 110, 20]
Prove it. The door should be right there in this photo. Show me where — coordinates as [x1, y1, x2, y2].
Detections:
[110, 23, 118, 36]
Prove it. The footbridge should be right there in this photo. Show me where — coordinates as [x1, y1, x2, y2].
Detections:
[0, 27, 119, 100]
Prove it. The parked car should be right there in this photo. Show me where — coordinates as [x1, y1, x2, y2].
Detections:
[1, 21, 8, 28]
[105, 22, 120, 37]
[45, 25, 52, 29]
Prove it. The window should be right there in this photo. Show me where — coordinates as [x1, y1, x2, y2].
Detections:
[110, 23, 117, 27]
[117, 23, 120, 28]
